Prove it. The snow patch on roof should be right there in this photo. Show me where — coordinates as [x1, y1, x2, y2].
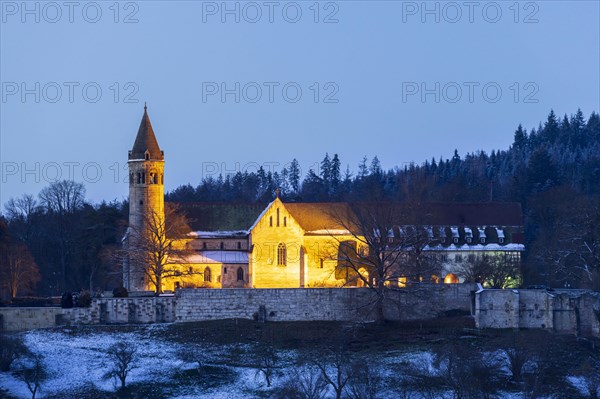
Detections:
[450, 227, 459, 238]
[186, 251, 248, 264]
[423, 243, 524, 251]
[306, 229, 351, 235]
[189, 230, 248, 238]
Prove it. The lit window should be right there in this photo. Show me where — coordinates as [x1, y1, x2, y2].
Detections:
[444, 273, 459, 284]
[398, 276, 407, 287]
[237, 267, 244, 281]
[277, 243, 287, 266]
[204, 267, 212, 282]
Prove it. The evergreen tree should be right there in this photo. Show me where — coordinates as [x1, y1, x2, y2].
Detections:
[369, 156, 382, 175]
[543, 109, 559, 142]
[320, 153, 332, 186]
[513, 124, 528, 150]
[288, 159, 301, 193]
[358, 156, 368, 179]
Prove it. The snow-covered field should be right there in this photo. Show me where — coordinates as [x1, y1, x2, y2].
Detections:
[0, 325, 584, 398]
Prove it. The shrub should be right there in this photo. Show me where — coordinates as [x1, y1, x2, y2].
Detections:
[60, 292, 73, 309]
[77, 291, 92, 307]
[112, 287, 128, 298]
[0, 335, 30, 372]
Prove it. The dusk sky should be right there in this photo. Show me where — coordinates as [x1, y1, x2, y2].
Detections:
[1, 0, 599, 205]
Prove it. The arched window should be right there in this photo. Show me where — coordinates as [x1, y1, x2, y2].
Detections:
[237, 267, 244, 281]
[283, 217, 287, 227]
[204, 267, 212, 282]
[277, 243, 287, 266]
[269, 216, 273, 227]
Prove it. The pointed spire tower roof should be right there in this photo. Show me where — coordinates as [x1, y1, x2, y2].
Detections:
[129, 103, 164, 160]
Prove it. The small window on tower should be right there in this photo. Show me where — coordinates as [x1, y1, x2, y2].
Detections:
[283, 217, 287, 227]
[202, 242, 207, 250]
[237, 242, 242, 249]
[220, 242, 224, 250]
[145, 151, 150, 160]
[139, 200, 143, 205]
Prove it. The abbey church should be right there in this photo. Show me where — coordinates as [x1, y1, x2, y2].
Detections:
[123, 107, 525, 292]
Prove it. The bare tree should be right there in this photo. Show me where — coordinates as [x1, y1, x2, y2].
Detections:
[254, 341, 278, 387]
[103, 341, 137, 391]
[576, 357, 600, 399]
[4, 194, 40, 243]
[126, 204, 196, 293]
[531, 193, 600, 288]
[311, 341, 352, 399]
[502, 333, 531, 383]
[0, 243, 41, 299]
[329, 202, 441, 324]
[38, 180, 86, 292]
[345, 362, 383, 399]
[280, 366, 328, 399]
[457, 254, 521, 288]
[17, 353, 47, 399]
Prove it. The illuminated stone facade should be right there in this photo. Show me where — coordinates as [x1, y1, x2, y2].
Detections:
[123, 108, 525, 292]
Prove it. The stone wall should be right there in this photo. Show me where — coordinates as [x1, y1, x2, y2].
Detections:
[0, 285, 476, 331]
[175, 284, 478, 323]
[475, 289, 600, 337]
[0, 297, 176, 332]
[0, 307, 63, 332]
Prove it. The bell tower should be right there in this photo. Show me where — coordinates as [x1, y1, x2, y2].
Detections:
[124, 104, 165, 291]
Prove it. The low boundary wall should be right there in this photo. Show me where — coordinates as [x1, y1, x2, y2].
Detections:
[1, 285, 476, 332]
[475, 289, 600, 336]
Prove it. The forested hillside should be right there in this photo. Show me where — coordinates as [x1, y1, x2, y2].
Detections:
[2, 109, 599, 297]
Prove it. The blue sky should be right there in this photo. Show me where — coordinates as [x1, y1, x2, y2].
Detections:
[1, 0, 599, 205]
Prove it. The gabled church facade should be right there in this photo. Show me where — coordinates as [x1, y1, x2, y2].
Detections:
[123, 108, 525, 292]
